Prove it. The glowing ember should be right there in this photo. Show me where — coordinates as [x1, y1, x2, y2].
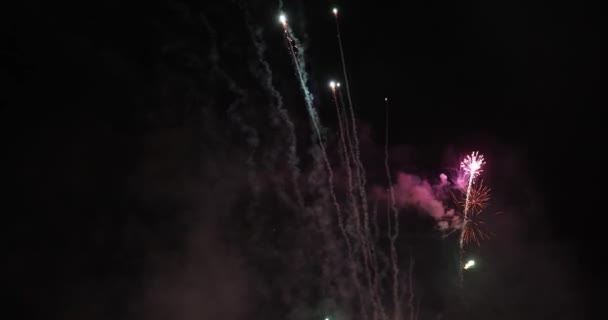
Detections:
[464, 260, 475, 270]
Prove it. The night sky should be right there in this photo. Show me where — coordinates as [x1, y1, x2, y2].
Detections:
[10, 0, 601, 319]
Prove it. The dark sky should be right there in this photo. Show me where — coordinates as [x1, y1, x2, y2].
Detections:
[9, 0, 601, 319]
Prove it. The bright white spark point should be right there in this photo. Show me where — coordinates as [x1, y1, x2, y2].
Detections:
[329, 81, 336, 89]
[333, 8, 338, 15]
[279, 14, 287, 24]
[464, 260, 475, 270]
[385, 97, 388, 101]
[461, 151, 485, 179]
[336, 82, 341, 87]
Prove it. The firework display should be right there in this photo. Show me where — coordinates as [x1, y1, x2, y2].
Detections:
[21, 1, 588, 319]
[275, 5, 495, 318]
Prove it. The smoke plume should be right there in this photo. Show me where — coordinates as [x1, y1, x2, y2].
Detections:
[372, 172, 460, 231]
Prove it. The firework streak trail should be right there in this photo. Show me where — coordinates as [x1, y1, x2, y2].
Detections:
[280, 17, 370, 314]
[337, 84, 369, 269]
[341, 88, 382, 320]
[243, 15, 304, 209]
[331, 85, 357, 238]
[408, 250, 416, 320]
[337, 87, 354, 170]
[384, 98, 401, 320]
[338, 92, 381, 320]
[330, 82, 361, 299]
[332, 11, 385, 319]
[334, 9, 369, 205]
[458, 151, 485, 287]
[331, 84, 350, 176]
[280, 20, 323, 141]
[331, 84, 368, 311]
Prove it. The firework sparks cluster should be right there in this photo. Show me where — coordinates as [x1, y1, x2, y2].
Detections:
[457, 182, 492, 245]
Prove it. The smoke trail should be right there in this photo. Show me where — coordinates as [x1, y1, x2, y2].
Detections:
[337, 88, 355, 178]
[280, 8, 408, 320]
[278, 7, 358, 312]
[286, 27, 323, 137]
[339, 77, 386, 320]
[333, 9, 368, 212]
[280, 18, 373, 318]
[203, 16, 258, 150]
[338, 86, 382, 320]
[372, 199, 380, 244]
[335, 87, 380, 320]
[203, 14, 260, 211]
[337, 86, 360, 244]
[307, 145, 349, 314]
[332, 16, 381, 316]
[331, 89, 352, 195]
[222, 73, 259, 182]
[408, 250, 415, 320]
[243, 9, 304, 209]
[280, 25, 339, 236]
[333, 10, 356, 142]
[384, 98, 400, 320]
[330, 88, 357, 261]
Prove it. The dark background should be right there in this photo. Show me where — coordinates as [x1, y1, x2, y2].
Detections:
[9, 0, 601, 319]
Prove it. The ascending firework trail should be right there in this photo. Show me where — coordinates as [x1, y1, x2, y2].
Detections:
[279, 13, 368, 313]
[332, 6, 375, 260]
[384, 97, 401, 320]
[330, 81, 357, 229]
[243, 10, 304, 209]
[279, 13, 337, 212]
[458, 151, 486, 287]
[279, 15, 322, 134]
[329, 80, 358, 282]
[336, 81, 378, 316]
[332, 8, 367, 193]
[330, 81, 349, 169]
[333, 9, 385, 319]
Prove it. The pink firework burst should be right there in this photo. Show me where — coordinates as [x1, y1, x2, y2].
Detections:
[460, 151, 485, 179]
